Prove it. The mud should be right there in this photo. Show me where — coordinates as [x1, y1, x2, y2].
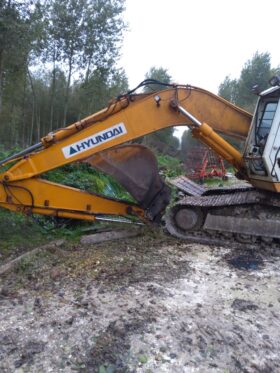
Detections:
[0, 231, 280, 372]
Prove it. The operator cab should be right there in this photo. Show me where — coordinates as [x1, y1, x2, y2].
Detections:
[244, 79, 280, 191]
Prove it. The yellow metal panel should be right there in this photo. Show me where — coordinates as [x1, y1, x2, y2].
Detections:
[249, 179, 280, 193]
[0, 178, 144, 219]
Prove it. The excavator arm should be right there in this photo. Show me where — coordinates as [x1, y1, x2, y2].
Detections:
[0, 81, 252, 223]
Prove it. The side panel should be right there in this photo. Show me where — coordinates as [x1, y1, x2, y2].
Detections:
[0, 178, 144, 219]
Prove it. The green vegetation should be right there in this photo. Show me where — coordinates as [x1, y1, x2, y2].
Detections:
[0, 206, 87, 256]
[157, 154, 183, 178]
[218, 52, 280, 112]
[44, 163, 134, 201]
[0, 209, 45, 248]
[138, 354, 148, 364]
[0, 209, 51, 258]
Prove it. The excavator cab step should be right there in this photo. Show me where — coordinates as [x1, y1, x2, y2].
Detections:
[168, 176, 206, 197]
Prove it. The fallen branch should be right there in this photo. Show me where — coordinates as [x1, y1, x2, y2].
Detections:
[80, 229, 141, 245]
[0, 239, 65, 276]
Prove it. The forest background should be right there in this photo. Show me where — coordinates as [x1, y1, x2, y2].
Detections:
[0, 0, 279, 155]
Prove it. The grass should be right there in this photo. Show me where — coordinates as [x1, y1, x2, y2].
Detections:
[0, 208, 86, 261]
[157, 154, 184, 178]
[203, 178, 228, 187]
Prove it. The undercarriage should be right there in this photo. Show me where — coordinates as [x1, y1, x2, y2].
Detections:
[165, 176, 280, 246]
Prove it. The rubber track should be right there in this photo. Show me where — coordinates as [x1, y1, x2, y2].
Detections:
[176, 189, 262, 208]
[165, 188, 280, 246]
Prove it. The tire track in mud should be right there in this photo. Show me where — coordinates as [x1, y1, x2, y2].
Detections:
[0, 236, 280, 372]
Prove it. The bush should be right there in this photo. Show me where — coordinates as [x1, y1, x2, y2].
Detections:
[43, 162, 134, 201]
[157, 154, 183, 178]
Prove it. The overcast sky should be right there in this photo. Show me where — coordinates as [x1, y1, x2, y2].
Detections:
[119, 0, 280, 94]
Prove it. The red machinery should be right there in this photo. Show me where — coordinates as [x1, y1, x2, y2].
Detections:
[184, 146, 227, 182]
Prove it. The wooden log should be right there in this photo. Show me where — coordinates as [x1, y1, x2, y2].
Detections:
[80, 229, 141, 245]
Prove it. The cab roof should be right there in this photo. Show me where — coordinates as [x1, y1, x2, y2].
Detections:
[260, 86, 280, 98]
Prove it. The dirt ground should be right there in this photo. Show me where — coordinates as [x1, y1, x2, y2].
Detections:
[0, 228, 280, 373]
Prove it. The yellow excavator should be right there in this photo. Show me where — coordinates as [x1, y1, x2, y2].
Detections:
[1, 78, 280, 245]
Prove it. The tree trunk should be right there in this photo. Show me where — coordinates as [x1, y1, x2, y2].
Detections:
[30, 100, 35, 145]
[0, 50, 4, 114]
[28, 69, 36, 145]
[21, 69, 28, 147]
[49, 52, 57, 132]
[37, 109, 41, 142]
[63, 52, 73, 126]
[85, 57, 92, 84]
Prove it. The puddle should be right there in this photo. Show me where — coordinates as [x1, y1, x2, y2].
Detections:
[227, 253, 264, 271]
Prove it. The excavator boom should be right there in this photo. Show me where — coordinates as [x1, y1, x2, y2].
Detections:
[1, 84, 252, 180]
[0, 80, 254, 229]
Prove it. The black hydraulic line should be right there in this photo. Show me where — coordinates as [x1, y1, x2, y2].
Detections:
[125, 79, 178, 96]
[1, 181, 35, 207]
[0, 142, 42, 167]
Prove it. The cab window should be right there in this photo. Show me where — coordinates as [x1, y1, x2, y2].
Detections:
[257, 102, 278, 140]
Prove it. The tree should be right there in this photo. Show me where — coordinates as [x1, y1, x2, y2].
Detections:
[218, 76, 238, 104]
[0, 0, 127, 148]
[180, 129, 199, 162]
[83, 0, 126, 84]
[45, 0, 126, 126]
[70, 67, 128, 122]
[143, 66, 172, 93]
[219, 52, 275, 112]
[49, 0, 86, 125]
[0, 0, 45, 146]
[0, 1, 35, 113]
[236, 52, 271, 111]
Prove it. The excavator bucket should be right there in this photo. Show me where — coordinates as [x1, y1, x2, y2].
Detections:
[84, 144, 171, 221]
